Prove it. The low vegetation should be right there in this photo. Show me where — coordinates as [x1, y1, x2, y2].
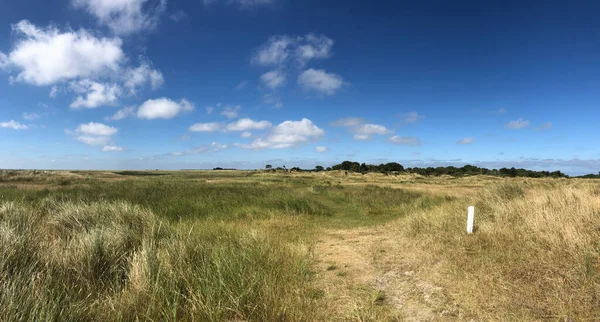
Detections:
[0, 169, 598, 320]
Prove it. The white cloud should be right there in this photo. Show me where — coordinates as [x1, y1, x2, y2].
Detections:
[330, 117, 392, 140]
[72, 0, 167, 35]
[330, 117, 364, 127]
[123, 59, 164, 94]
[69, 80, 121, 108]
[315, 146, 328, 153]
[49, 86, 58, 98]
[536, 122, 553, 131]
[102, 145, 124, 152]
[252, 34, 333, 67]
[2, 20, 124, 86]
[241, 131, 252, 138]
[403, 112, 423, 123]
[389, 136, 422, 146]
[352, 124, 392, 140]
[206, 106, 214, 114]
[105, 106, 135, 121]
[260, 69, 286, 89]
[251, 35, 294, 66]
[189, 122, 221, 132]
[137, 98, 194, 119]
[506, 118, 530, 129]
[76, 122, 118, 136]
[297, 69, 343, 95]
[226, 118, 272, 131]
[67, 122, 118, 146]
[498, 108, 507, 113]
[236, 118, 324, 149]
[220, 105, 241, 119]
[457, 137, 474, 145]
[22, 112, 40, 120]
[1, 120, 28, 130]
[296, 34, 333, 66]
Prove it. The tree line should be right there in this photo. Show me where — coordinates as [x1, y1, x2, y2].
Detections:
[297, 161, 571, 178]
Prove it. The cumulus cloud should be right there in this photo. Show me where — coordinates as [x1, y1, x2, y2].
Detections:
[1, 20, 124, 86]
[1, 120, 28, 130]
[352, 124, 393, 140]
[226, 118, 272, 131]
[260, 69, 286, 89]
[297, 69, 344, 95]
[331, 117, 392, 140]
[506, 118, 530, 129]
[123, 59, 164, 94]
[22, 112, 40, 120]
[220, 105, 241, 119]
[137, 98, 194, 119]
[69, 80, 121, 108]
[315, 146, 328, 152]
[389, 136, 422, 146]
[72, 0, 167, 35]
[102, 145, 124, 152]
[252, 34, 333, 67]
[105, 106, 136, 121]
[77, 122, 118, 136]
[251, 35, 294, 66]
[189, 122, 221, 132]
[236, 118, 324, 149]
[296, 34, 334, 66]
[66, 122, 118, 147]
[535, 122, 553, 131]
[457, 137, 474, 145]
[403, 111, 423, 123]
[241, 131, 252, 138]
[206, 106, 215, 114]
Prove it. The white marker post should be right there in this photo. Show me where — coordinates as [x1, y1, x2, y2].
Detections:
[467, 206, 475, 234]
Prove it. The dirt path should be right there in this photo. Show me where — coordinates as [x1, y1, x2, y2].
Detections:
[313, 227, 464, 321]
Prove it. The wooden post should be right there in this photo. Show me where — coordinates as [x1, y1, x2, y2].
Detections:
[467, 206, 474, 234]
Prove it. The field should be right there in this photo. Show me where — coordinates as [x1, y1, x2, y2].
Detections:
[0, 169, 599, 321]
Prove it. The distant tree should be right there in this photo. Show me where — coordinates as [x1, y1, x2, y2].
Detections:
[383, 162, 404, 172]
[315, 165, 324, 172]
[265, 164, 272, 170]
[326, 167, 332, 171]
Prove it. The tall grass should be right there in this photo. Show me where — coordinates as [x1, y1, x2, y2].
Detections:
[0, 198, 315, 321]
[399, 181, 600, 320]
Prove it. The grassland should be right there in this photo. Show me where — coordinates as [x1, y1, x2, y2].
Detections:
[0, 169, 598, 321]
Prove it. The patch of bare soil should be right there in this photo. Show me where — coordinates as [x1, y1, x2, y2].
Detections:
[314, 227, 466, 321]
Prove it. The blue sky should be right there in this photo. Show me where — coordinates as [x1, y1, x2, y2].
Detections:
[1, 0, 600, 174]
